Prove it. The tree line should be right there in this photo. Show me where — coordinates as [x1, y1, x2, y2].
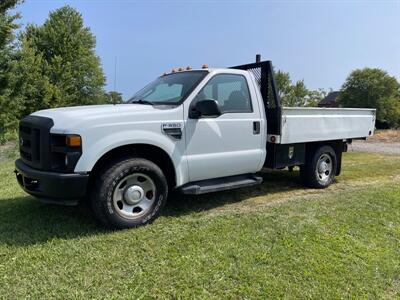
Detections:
[0, 1, 399, 143]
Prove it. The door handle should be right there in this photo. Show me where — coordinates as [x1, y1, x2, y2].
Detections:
[253, 121, 260, 134]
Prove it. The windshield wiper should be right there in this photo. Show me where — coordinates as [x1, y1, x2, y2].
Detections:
[130, 99, 154, 105]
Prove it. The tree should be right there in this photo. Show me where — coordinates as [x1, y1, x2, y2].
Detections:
[0, 0, 22, 143]
[1, 4, 121, 143]
[339, 68, 400, 128]
[0, 0, 20, 50]
[307, 88, 329, 107]
[105, 91, 123, 104]
[274, 69, 323, 107]
[15, 5, 106, 114]
[11, 37, 54, 117]
[275, 70, 293, 103]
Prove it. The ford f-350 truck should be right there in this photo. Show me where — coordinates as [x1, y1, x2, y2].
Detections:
[15, 56, 376, 228]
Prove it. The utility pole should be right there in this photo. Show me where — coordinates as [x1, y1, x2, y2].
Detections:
[114, 56, 117, 92]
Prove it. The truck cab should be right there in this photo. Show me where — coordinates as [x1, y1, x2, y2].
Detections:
[15, 57, 376, 229]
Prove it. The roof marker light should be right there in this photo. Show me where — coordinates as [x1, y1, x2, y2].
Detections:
[202, 64, 208, 69]
[186, 66, 192, 70]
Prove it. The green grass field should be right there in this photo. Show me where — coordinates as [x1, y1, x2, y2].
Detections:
[0, 151, 399, 299]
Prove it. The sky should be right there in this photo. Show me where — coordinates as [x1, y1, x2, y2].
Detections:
[14, 0, 400, 99]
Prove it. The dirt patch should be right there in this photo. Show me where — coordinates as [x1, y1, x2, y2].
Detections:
[350, 140, 400, 155]
[347, 129, 400, 155]
[0, 141, 17, 162]
[368, 130, 400, 143]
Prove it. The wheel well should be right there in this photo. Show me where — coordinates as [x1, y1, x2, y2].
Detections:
[305, 140, 344, 175]
[90, 144, 176, 189]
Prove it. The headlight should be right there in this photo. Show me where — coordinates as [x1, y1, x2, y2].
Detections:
[50, 134, 82, 172]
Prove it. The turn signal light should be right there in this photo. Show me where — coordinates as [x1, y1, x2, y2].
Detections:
[66, 135, 81, 147]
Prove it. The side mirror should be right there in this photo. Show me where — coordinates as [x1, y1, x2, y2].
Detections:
[189, 99, 222, 119]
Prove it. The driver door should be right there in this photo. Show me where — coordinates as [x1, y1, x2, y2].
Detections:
[184, 73, 264, 182]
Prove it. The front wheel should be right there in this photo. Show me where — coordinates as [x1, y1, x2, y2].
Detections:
[300, 145, 337, 189]
[90, 157, 168, 229]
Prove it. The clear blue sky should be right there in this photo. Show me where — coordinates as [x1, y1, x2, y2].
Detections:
[15, 0, 400, 99]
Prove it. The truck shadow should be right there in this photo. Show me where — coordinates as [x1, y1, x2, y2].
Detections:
[0, 196, 104, 246]
[0, 169, 303, 247]
[164, 169, 304, 217]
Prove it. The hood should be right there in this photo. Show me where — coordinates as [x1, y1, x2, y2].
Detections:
[32, 104, 165, 134]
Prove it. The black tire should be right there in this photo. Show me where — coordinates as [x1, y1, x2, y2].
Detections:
[90, 157, 168, 229]
[300, 145, 337, 189]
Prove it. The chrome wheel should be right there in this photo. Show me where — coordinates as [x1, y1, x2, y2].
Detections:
[315, 153, 333, 185]
[113, 173, 156, 219]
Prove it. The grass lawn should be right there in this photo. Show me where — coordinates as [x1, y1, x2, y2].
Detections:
[0, 151, 399, 298]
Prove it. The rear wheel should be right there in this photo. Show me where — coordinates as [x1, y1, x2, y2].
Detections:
[300, 145, 337, 188]
[90, 157, 168, 229]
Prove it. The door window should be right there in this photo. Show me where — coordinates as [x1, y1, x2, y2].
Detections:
[194, 74, 252, 113]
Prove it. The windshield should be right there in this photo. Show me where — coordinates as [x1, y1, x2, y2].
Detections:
[128, 71, 208, 105]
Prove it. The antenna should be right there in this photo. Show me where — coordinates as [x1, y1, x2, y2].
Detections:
[113, 56, 117, 91]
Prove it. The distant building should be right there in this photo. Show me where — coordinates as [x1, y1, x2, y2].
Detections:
[318, 91, 340, 108]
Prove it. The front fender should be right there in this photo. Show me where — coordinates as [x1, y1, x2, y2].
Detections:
[74, 129, 188, 186]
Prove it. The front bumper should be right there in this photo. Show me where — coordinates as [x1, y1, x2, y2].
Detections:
[15, 159, 89, 204]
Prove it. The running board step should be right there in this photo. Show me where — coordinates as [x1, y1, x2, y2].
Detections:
[179, 174, 263, 195]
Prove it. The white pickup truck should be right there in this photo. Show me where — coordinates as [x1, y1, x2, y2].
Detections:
[15, 56, 376, 228]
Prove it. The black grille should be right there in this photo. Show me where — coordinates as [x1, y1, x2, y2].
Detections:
[20, 150, 32, 161]
[19, 116, 54, 170]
